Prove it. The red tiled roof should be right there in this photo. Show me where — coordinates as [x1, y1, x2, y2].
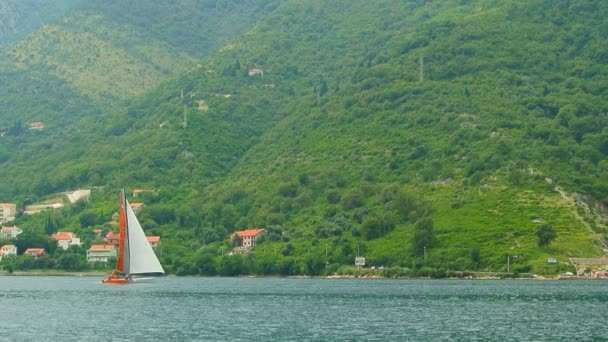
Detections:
[24, 248, 45, 255]
[51, 232, 75, 241]
[89, 244, 114, 251]
[147, 236, 160, 243]
[0, 203, 15, 207]
[130, 203, 144, 208]
[1, 244, 16, 249]
[235, 228, 265, 238]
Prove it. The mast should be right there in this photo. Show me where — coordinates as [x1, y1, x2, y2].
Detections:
[117, 189, 130, 274]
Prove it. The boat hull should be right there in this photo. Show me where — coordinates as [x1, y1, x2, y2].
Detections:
[102, 278, 129, 284]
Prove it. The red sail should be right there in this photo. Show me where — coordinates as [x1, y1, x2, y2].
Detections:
[116, 190, 127, 273]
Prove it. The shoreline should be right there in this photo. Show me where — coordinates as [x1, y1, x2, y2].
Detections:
[0, 271, 108, 277]
[0, 271, 591, 280]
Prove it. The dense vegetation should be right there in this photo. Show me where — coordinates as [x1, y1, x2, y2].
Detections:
[1, 0, 607, 277]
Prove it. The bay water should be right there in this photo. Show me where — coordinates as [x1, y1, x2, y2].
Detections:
[1, 276, 606, 341]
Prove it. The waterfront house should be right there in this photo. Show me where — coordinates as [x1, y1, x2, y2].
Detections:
[147, 236, 160, 249]
[24, 248, 46, 258]
[232, 228, 266, 250]
[1, 244, 17, 257]
[0, 226, 22, 239]
[87, 245, 117, 263]
[51, 232, 81, 250]
[0, 203, 16, 223]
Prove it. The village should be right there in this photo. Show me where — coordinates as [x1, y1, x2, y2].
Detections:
[0, 188, 267, 270]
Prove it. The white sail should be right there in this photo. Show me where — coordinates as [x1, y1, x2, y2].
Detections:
[125, 199, 164, 275]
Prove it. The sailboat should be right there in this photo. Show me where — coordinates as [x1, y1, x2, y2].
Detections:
[102, 189, 164, 284]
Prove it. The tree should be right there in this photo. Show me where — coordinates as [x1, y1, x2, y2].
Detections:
[471, 247, 481, 268]
[536, 224, 557, 247]
[412, 217, 436, 257]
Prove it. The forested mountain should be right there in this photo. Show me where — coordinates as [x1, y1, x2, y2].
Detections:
[0, 0, 78, 47]
[1, 0, 607, 276]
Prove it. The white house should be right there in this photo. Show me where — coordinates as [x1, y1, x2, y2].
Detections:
[1, 244, 18, 256]
[248, 68, 264, 77]
[24, 248, 46, 258]
[232, 228, 266, 249]
[0, 226, 22, 239]
[0, 203, 16, 223]
[147, 236, 160, 249]
[51, 232, 81, 250]
[28, 121, 45, 130]
[87, 245, 116, 263]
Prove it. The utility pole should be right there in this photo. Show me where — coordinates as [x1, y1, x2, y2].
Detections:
[424, 246, 427, 263]
[181, 90, 188, 128]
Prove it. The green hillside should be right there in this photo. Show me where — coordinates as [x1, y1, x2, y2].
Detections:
[0, 0, 279, 197]
[1, 0, 607, 277]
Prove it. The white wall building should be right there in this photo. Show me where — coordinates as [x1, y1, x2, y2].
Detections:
[51, 232, 81, 250]
[87, 245, 116, 263]
[0, 244, 18, 256]
[0, 203, 16, 223]
[0, 226, 22, 239]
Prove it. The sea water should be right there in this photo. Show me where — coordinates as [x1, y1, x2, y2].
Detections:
[0, 276, 606, 341]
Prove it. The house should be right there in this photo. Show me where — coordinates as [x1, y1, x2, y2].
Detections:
[132, 189, 156, 197]
[248, 68, 264, 77]
[232, 228, 266, 249]
[28, 121, 45, 130]
[0, 203, 16, 223]
[24, 248, 46, 258]
[105, 232, 120, 246]
[0, 244, 17, 256]
[87, 245, 117, 263]
[147, 236, 160, 249]
[130, 202, 144, 214]
[51, 232, 81, 250]
[0, 226, 22, 239]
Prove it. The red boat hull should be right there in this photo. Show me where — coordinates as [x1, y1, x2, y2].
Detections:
[102, 278, 129, 284]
